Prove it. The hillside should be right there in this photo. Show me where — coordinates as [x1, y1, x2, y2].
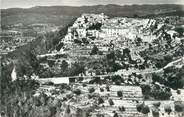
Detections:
[1, 4, 184, 28]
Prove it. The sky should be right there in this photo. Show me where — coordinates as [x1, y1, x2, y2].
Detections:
[1, 0, 184, 9]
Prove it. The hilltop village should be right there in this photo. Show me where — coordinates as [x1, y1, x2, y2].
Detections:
[1, 13, 184, 117]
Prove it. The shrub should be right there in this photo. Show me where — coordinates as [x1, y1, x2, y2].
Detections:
[153, 102, 161, 108]
[113, 112, 119, 117]
[98, 97, 104, 105]
[73, 89, 81, 95]
[100, 88, 104, 92]
[119, 106, 125, 112]
[108, 99, 114, 106]
[176, 90, 181, 94]
[117, 91, 123, 97]
[141, 84, 172, 100]
[88, 87, 95, 93]
[115, 80, 121, 85]
[66, 105, 71, 114]
[152, 108, 159, 117]
[106, 85, 110, 91]
[136, 103, 144, 112]
[164, 105, 172, 114]
[82, 83, 87, 87]
[142, 105, 150, 114]
[136, 103, 150, 114]
[174, 101, 184, 112]
[90, 45, 99, 55]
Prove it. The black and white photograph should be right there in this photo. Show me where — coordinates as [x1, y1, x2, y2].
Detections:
[1, 0, 184, 117]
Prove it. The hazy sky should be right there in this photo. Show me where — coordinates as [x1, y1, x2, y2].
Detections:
[1, 0, 184, 9]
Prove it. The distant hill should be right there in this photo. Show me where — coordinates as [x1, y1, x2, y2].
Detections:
[1, 4, 184, 28]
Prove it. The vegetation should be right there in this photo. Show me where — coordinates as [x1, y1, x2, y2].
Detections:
[136, 103, 150, 114]
[141, 84, 172, 100]
[164, 105, 172, 114]
[174, 101, 184, 112]
[117, 91, 123, 97]
[152, 66, 184, 89]
[90, 45, 99, 55]
[108, 99, 114, 106]
[73, 89, 81, 95]
[119, 106, 126, 112]
[88, 87, 95, 93]
[98, 97, 104, 105]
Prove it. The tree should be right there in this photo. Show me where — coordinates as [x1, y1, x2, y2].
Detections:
[152, 108, 159, 117]
[73, 89, 81, 95]
[88, 87, 95, 93]
[90, 45, 99, 55]
[141, 84, 172, 100]
[136, 103, 144, 112]
[123, 48, 130, 56]
[119, 106, 125, 112]
[98, 97, 104, 105]
[56, 42, 64, 51]
[176, 90, 181, 94]
[142, 105, 150, 114]
[111, 75, 122, 83]
[113, 112, 119, 117]
[117, 91, 123, 97]
[82, 83, 87, 87]
[82, 38, 89, 44]
[136, 103, 150, 114]
[174, 101, 184, 112]
[100, 88, 104, 92]
[106, 85, 110, 92]
[66, 105, 71, 114]
[174, 27, 184, 36]
[153, 102, 161, 108]
[69, 62, 85, 76]
[164, 105, 172, 114]
[61, 60, 68, 69]
[88, 22, 102, 30]
[108, 99, 114, 106]
[107, 51, 115, 60]
[135, 37, 142, 46]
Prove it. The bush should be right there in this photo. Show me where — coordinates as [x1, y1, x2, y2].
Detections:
[108, 99, 114, 106]
[90, 45, 99, 55]
[141, 84, 172, 100]
[82, 83, 87, 87]
[117, 91, 123, 97]
[88, 87, 95, 93]
[176, 90, 181, 94]
[66, 105, 71, 114]
[115, 80, 121, 85]
[142, 105, 150, 114]
[136, 103, 144, 112]
[100, 88, 104, 92]
[73, 89, 81, 95]
[152, 108, 159, 117]
[106, 85, 110, 91]
[98, 97, 104, 105]
[164, 105, 172, 114]
[113, 112, 119, 117]
[153, 102, 161, 108]
[136, 103, 150, 114]
[174, 101, 184, 112]
[119, 106, 125, 112]
[44, 81, 54, 86]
